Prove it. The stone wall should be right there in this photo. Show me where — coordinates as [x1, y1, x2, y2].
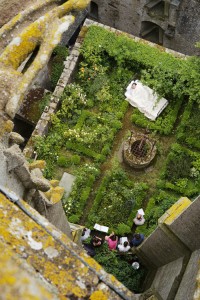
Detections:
[88, 0, 200, 55]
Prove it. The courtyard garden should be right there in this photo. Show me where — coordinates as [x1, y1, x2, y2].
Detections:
[34, 25, 200, 292]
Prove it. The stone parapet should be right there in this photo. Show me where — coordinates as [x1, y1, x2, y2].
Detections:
[136, 225, 190, 269]
[160, 195, 200, 251]
[0, 192, 135, 299]
[135, 196, 200, 268]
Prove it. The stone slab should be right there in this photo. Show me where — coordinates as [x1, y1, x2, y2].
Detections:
[136, 226, 189, 267]
[151, 257, 185, 300]
[175, 249, 200, 300]
[163, 195, 200, 251]
[59, 172, 76, 199]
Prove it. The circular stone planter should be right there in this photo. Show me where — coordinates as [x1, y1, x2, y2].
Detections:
[123, 132, 157, 169]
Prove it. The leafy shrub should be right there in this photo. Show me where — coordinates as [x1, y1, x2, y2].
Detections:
[71, 155, 81, 165]
[88, 166, 148, 229]
[50, 45, 69, 89]
[57, 155, 69, 167]
[94, 243, 147, 293]
[68, 214, 80, 223]
[142, 190, 178, 236]
[116, 223, 131, 236]
[177, 101, 200, 149]
[63, 164, 100, 222]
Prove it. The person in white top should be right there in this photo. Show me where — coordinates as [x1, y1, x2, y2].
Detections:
[118, 241, 131, 252]
[131, 208, 145, 232]
[133, 213, 145, 226]
[81, 228, 91, 241]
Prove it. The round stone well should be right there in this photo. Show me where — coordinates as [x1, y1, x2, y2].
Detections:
[123, 131, 157, 169]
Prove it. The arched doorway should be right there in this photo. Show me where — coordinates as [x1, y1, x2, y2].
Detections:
[140, 21, 164, 45]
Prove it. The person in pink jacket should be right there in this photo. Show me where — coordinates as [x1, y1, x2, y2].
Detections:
[105, 232, 118, 250]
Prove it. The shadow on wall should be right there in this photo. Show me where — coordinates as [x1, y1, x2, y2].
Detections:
[140, 21, 163, 45]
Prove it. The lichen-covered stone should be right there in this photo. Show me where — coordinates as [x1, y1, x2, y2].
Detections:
[29, 160, 46, 171]
[3, 144, 26, 172]
[50, 180, 59, 187]
[0, 193, 134, 299]
[9, 132, 24, 145]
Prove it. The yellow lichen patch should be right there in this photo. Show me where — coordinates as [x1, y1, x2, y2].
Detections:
[0, 193, 132, 299]
[50, 186, 65, 203]
[29, 160, 46, 171]
[43, 260, 88, 297]
[71, 286, 88, 298]
[0, 241, 56, 299]
[0, 13, 22, 41]
[50, 180, 59, 187]
[161, 197, 191, 225]
[44, 186, 65, 204]
[55, 0, 91, 18]
[83, 256, 102, 272]
[0, 120, 14, 138]
[0, 21, 43, 69]
[90, 290, 108, 300]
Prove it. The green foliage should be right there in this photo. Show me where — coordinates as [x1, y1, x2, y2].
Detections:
[62, 163, 100, 222]
[94, 243, 147, 293]
[177, 101, 200, 149]
[35, 25, 200, 243]
[50, 45, 69, 89]
[132, 99, 182, 135]
[57, 155, 69, 167]
[39, 93, 51, 114]
[71, 154, 81, 165]
[116, 223, 131, 236]
[88, 166, 148, 229]
[160, 143, 200, 196]
[142, 190, 178, 236]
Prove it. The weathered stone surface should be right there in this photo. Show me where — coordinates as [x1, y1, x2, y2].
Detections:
[49, 180, 59, 187]
[59, 172, 76, 199]
[31, 168, 51, 192]
[0, 193, 134, 299]
[150, 257, 185, 300]
[3, 144, 25, 172]
[9, 132, 24, 145]
[162, 196, 200, 251]
[14, 163, 34, 189]
[136, 225, 189, 268]
[29, 160, 46, 171]
[175, 249, 200, 300]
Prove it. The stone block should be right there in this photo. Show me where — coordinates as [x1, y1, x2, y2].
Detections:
[53, 86, 64, 98]
[162, 196, 200, 251]
[71, 49, 79, 57]
[59, 172, 76, 199]
[49, 102, 57, 110]
[151, 257, 185, 300]
[136, 226, 189, 268]
[69, 60, 77, 71]
[9, 132, 24, 145]
[175, 249, 200, 300]
[3, 144, 25, 172]
[31, 168, 51, 192]
[50, 180, 59, 187]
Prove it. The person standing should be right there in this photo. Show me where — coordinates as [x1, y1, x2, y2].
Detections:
[105, 232, 118, 250]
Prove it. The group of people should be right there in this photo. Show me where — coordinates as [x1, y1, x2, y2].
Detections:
[81, 208, 146, 257]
